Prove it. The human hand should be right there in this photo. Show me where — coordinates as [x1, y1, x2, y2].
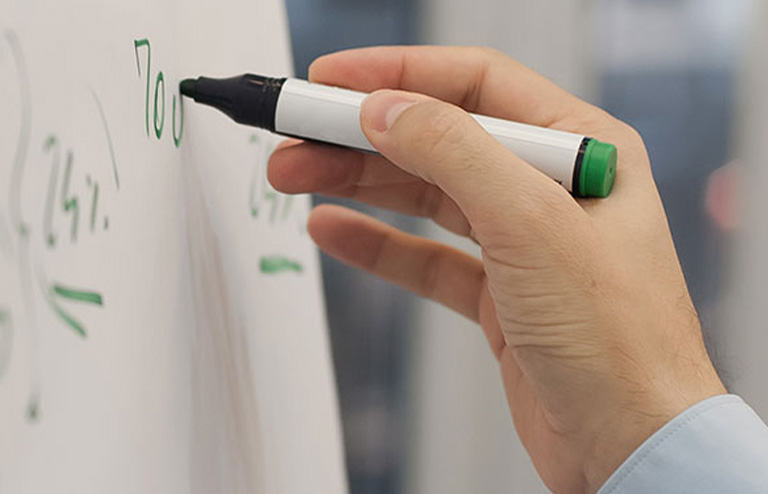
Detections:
[268, 46, 726, 493]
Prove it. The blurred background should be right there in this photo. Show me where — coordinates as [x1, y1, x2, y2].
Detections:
[283, 0, 764, 492]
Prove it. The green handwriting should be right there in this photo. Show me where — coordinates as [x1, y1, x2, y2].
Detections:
[89, 88, 121, 189]
[134, 38, 183, 147]
[5, 30, 31, 238]
[248, 134, 294, 224]
[43, 135, 60, 247]
[61, 151, 79, 242]
[46, 282, 104, 338]
[42, 134, 111, 248]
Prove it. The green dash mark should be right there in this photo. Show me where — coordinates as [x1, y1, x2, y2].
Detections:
[47, 283, 104, 338]
[53, 283, 103, 305]
[49, 300, 87, 337]
[260, 256, 303, 274]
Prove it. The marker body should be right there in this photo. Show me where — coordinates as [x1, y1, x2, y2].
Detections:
[181, 75, 617, 197]
[276, 79, 583, 190]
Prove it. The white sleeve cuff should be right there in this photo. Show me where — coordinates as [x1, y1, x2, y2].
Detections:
[598, 394, 768, 494]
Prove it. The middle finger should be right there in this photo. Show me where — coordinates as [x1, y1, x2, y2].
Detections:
[269, 142, 472, 236]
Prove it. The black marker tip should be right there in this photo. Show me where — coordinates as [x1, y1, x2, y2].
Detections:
[178, 74, 286, 131]
[179, 78, 198, 98]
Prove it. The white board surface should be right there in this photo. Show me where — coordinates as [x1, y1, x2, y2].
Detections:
[0, 1, 347, 492]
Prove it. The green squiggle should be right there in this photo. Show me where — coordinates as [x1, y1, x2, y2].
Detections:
[133, 38, 151, 137]
[61, 152, 79, 242]
[49, 300, 86, 338]
[52, 284, 103, 305]
[89, 88, 120, 189]
[260, 256, 303, 274]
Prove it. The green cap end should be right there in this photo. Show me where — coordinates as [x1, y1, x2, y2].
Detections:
[580, 140, 617, 198]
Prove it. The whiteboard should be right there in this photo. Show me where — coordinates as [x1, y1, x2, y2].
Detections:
[0, 1, 347, 492]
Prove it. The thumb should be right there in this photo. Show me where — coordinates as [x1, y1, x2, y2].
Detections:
[359, 89, 578, 239]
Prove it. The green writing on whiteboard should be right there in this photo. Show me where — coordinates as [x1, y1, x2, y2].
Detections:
[46, 281, 104, 338]
[260, 256, 304, 274]
[42, 134, 111, 248]
[134, 38, 183, 147]
[248, 134, 295, 224]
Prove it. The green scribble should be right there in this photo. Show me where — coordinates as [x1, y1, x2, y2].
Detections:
[266, 189, 279, 224]
[154, 71, 165, 139]
[43, 282, 104, 338]
[89, 88, 121, 189]
[0, 210, 12, 254]
[133, 38, 151, 137]
[260, 256, 303, 274]
[249, 134, 260, 143]
[53, 284, 103, 305]
[89, 182, 99, 232]
[49, 300, 86, 338]
[61, 151, 79, 242]
[43, 135, 60, 248]
[6, 30, 31, 237]
[249, 171, 260, 218]
[172, 91, 183, 148]
[281, 194, 294, 222]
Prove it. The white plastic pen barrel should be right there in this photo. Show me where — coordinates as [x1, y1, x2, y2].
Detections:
[180, 75, 617, 197]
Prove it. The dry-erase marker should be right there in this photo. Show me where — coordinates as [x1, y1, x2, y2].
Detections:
[180, 74, 617, 197]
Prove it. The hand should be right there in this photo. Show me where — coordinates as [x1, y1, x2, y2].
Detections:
[268, 46, 726, 493]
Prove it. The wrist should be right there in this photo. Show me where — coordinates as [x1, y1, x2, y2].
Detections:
[583, 377, 727, 493]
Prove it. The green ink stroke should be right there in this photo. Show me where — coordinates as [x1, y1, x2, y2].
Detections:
[260, 256, 304, 274]
[42, 134, 60, 248]
[172, 92, 183, 148]
[154, 71, 165, 139]
[133, 38, 151, 137]
[53, 283, 103, 305]
[6, 30, 31, 237]
[45, 282, 104, 338]
[89, 88, 121, 189]
[61, 152, 79, 242]
[49, 300, 86, 338]
[89, 182, 99, 232]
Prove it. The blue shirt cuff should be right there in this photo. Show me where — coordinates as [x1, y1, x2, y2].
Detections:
[598, 394, 768, 494]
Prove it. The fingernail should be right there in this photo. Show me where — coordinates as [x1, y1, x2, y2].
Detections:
[362, 90, 426, 132]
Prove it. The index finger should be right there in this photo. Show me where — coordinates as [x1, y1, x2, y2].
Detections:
[309, 46, 597, 128]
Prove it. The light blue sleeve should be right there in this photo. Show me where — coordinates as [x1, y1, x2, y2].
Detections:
[598, 394, 768, 494]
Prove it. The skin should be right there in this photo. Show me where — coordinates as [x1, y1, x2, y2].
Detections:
[268, 46, 726, 493]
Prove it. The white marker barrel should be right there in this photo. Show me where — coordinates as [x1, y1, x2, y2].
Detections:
[274, 79, 613, 195]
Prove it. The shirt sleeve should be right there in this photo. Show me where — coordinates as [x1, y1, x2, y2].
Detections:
[598, 394, 768, 494]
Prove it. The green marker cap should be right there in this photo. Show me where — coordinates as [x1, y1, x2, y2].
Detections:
[580, 139, 617, 198]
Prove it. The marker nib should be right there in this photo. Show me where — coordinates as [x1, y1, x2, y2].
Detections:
[179, 79, 198, 98]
